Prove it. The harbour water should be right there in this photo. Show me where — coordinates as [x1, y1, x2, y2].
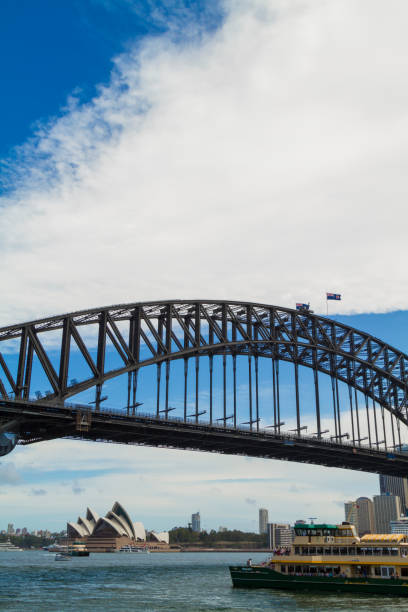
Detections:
[1, 551, 408, 611]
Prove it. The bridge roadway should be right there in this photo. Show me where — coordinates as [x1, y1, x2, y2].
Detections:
[2, 399, 408, 477]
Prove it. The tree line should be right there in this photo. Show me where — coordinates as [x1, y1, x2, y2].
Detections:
[169, 527, 268, 547]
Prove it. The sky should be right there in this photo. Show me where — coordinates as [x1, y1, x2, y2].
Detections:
[1, 0, 408, 533]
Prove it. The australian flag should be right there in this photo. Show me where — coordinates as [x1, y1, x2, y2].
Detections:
[326, 293, 341, 301]
[296, 303, 309, 310]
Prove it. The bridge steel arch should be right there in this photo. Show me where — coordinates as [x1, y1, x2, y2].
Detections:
[1, 300, 408, 474]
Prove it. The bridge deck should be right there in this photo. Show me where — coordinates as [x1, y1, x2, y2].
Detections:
[1, 399, 408, 476]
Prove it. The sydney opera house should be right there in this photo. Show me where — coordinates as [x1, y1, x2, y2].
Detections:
[67, 502, 170, 552]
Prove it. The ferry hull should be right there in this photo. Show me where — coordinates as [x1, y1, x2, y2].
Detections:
[229, 566, 408, 597]
[70, 551, 90, 557]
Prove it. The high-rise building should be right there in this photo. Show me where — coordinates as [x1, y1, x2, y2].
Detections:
[390, 516, 408, 535]
[344, 501, 359, 532]
[267, 523, 293, 549]
[356, 497, 375, 536]
[379, 475, 408, 514]
[259, 508, 268, 534]
[7, 524, 14, 535]
[191, 512, 201, 533]
[373, 494, 401, 533]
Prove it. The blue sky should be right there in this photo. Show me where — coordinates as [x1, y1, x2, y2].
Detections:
[0, 0, 223, 163]
[1, 0, 408, 532]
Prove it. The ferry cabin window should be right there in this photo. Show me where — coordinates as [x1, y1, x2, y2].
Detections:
[381, 567, 395, 577]
[383, 548, 390, 556]
[340, 548, 347, 555]
[316, 547, 323, 554]
[374, 567, 381, 576]
[332, 547, 339, 555]
[401, 568, 408, 577]
[294, 547, 300, 554]
[281, 565, 286, 573]
[324, 548, 331, 555]
[335, 529, 352, 537]
[391, 548, 398, 556]
[288, 566, 295, 573]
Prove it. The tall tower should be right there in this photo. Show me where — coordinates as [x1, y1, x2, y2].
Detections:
[373, 494, 401, 533]
[379, 475, 408, 514]
[259, 508, 268, 534]
[356, 497, 375, 536]
[344, 501, 359, 532]
[191, 512, 201, 533]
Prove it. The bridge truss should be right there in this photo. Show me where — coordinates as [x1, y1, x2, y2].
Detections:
[0, 300, 408, 474]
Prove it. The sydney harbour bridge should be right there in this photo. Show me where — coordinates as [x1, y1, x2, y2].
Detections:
[1, 299, 408, 477]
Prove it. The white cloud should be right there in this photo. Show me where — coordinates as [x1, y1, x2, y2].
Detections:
[0, 462, 21, 485]
[0, 438, 379, 532]
[1, 0, 408, 326]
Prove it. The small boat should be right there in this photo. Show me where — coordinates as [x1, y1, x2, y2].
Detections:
[55, 553, 70, 561]
[119, 545, 150, 553]
[0, 538, 23, 552]
[230, 521, 408, 596]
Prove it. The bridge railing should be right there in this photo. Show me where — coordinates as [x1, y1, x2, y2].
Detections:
[3, 396, 406, 459]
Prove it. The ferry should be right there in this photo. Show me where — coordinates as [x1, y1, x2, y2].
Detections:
[230, 521, 408, 596]
[0, 538, 23, 552]
[67, 542, 90, 557]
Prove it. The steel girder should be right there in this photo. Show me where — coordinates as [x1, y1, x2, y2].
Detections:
[2, 399, 408, 476]
[0, 300, 407, 426]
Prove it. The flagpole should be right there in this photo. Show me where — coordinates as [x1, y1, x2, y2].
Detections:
[326, 292, 328, 316]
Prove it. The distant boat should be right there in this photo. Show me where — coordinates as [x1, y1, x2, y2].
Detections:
[47, 544, 68, 553]
[119, 545, 150, 553]
[55, 553, 70, 561]
[0, 539, 23, 552]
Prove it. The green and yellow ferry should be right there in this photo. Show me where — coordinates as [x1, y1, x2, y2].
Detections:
[230, 522, 408, 596]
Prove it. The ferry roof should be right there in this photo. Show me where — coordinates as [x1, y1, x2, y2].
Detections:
[294, 524, 337, 530]
[360, 534, 406, 543]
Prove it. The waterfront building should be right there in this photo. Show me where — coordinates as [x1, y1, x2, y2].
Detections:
[344, 501, 359, 532]
[391, 517, 408, 535]
[379, 475, 408, 514]
[218, 526, 228, 532]
[259, 509, 268, 535]
[344, 497, 374, 536]
[7, 524, 14, 535]
[67, 502, 170, 552]
[192, 512, 201, 533]
[373, 494, 401, 533]
[267, 523, 293, 549]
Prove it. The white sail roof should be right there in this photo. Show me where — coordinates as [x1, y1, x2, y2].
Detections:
[86, 507, 99, 525]
[133, 522, 146, 541]
[150, 531, 169, 544]
[106, 511, 133, 538]
[111, 502, 135, 539]
[67, 522, 88, 538]
[93, 516, 128, 537]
